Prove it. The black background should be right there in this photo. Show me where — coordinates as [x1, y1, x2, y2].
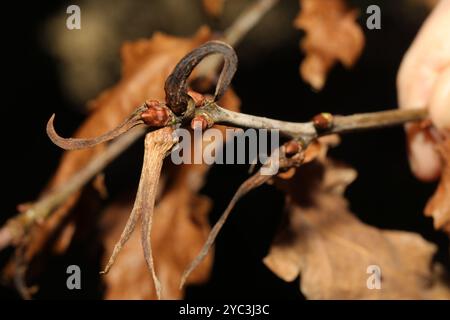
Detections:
[0, 0, 448, 300]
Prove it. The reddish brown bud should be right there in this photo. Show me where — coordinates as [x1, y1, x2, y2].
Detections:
[284, 140, 301, 156]
[419, 119, 432, 130]
[313, 112, 334, 131]
[191, 116, 208, 130]
[145, 99, 160, 108]
[187, 90, 206, 107]
[142, 102, 170, 127]
[278, 167, 296, 180]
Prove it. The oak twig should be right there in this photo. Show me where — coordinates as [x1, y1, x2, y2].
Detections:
[197, 101, 428, 144]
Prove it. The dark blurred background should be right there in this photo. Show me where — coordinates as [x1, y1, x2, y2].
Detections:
[1, 0, 448, 299]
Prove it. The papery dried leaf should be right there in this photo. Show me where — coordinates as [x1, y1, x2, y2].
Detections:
[93, 173, 108, 199]
[265, 158, 450, 299]
[425, 138, 450, 235]
[304, 135, 341, 163]
[100, 128, 176, 278]
[99, 197, 153, 299]
[140, 128, 178, 299]
[295, 0, 365, 90]
[202, 0, 225, 17]
[100, 187, 212, 300]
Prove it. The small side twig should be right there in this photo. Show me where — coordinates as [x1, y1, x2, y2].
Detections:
[13, 240, 38, 300]
[140, 128, 177, 299]
[223, 0, 279, 46]
[196, 0, 279, 78]
[198, 101, 428, 144]
[46, 105, 147, 150]
[100, 128, 177, 300]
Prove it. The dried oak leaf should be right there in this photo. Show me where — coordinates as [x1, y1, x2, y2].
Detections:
[295, 0, 365, 90]
[202, 0, 225, 17]
[264, 157, 450, 299]
[425, 137, 450, 235]
[99, 184, 212, 300]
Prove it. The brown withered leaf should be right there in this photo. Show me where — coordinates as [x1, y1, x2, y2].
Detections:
[100, 196, 152, 299]
[202, 0, 225, 17]
[295, 0, 365, 90]
[265, 157, 450, 299]
[425, 137, 450, 235]
[277, 135, 340, 180]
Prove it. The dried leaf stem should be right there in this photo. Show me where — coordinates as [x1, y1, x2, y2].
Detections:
[140, 129, 177, 299]
[223, 0, 279, 46]
[46, 105, 147, 150]
[196, 0, 279, 78]
[100, 128, 176, 300]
